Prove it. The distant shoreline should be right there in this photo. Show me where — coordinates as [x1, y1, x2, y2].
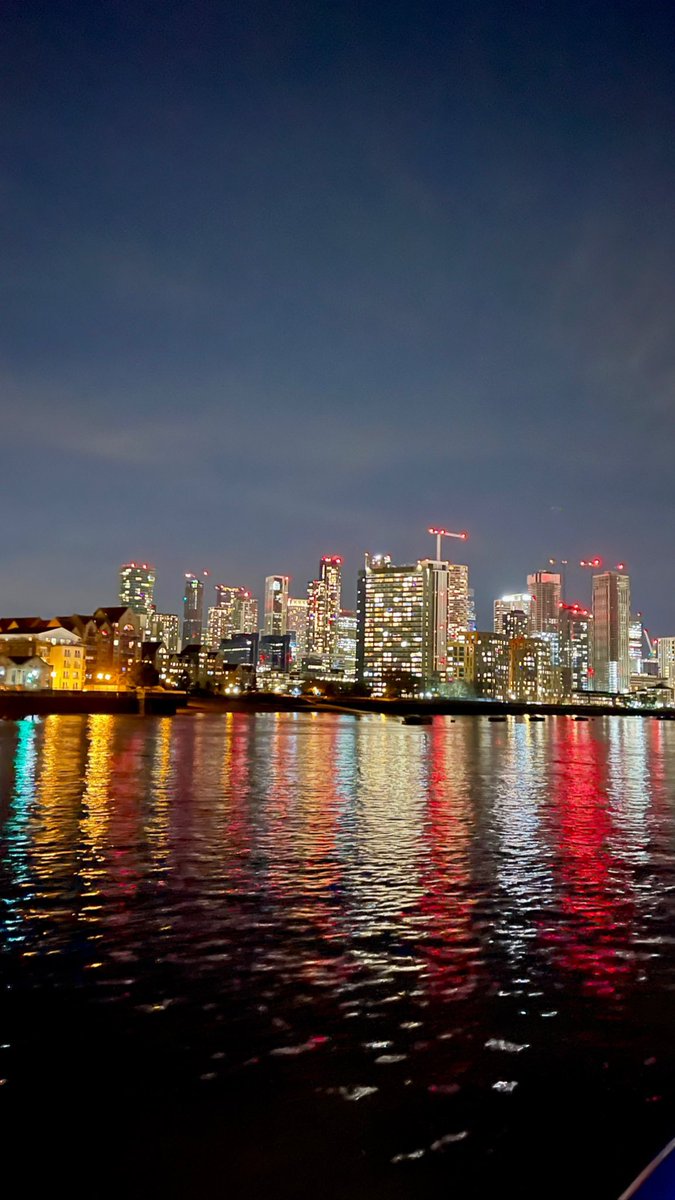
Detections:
[187, 694, 675, 720]
[0, 690, 671, 721]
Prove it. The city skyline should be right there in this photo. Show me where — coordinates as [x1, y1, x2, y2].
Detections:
[106, 541, 663, 639]
[2, 2, 674, 632]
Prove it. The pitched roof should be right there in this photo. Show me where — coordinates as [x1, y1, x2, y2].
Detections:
[0, 654, 49, 667]
[93, 606, 132, 624]
[0, 617, 49, 634]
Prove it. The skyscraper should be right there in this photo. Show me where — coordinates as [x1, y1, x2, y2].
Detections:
[629, 613, 644, 676]
[558, 603, 592, 695]
[527, 572, 562, 636]
[591, 570, 631, 693]
[502, 609, 530, 640]
[657, 637, 675, 688]
[182, 574, 205, 647]
[207, 585, 259, 646]
[206, 607, 232, 650]
[333, 611, 357, 681]
[306, 556, 342, 663]
[150, 612, 180, 653]
[494, 593, 533, 634]
[447, 563, 470, 639]
[119, 562, 156, 622]
[287, 597, 309, 659]
[263, 576, 289, 636]
[357, 554, 449, 696]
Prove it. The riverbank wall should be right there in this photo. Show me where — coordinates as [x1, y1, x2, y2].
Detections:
[0, 690, 188, 719]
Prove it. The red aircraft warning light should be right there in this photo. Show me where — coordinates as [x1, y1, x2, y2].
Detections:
[580, 557, 602, 568]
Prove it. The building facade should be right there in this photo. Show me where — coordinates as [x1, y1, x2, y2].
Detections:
[306, 557, 342, 665]
[150, 612, 180, 653]
[287, 597, 309, 659]
[508, 637, 558, 702]
[182, 575, 205, 647]
[527, 572, 562, 636]
[558, 604, 592, 695]
[657, 637, 675, 688]
[591, 571, 631, 693]
[447, 563, 470, 639]
[119, 562, 156, 624]
[263, 576, 289, 636]
[494, 593, 533, 634]
[464, 632, 509, 699]
[357, 554, 450, 696]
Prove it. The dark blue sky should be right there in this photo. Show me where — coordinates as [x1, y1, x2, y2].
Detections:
[2, 0, 674, 628]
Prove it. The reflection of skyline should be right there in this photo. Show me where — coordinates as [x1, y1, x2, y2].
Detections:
[0, 714, 673, 1007]
[541, 720, 636, 996]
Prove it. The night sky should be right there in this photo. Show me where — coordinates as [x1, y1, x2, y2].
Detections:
[2, 1, 674, 629]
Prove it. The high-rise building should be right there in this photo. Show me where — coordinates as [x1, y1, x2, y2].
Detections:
[509, 637, 558, 702]
[502, 609, 530, 640]
[558, 603, 592, 695]
[447, 563, 470, 639]
[306, 556, 342, 662]
[629, 613, 644, 676]
[494, 593, 533, 634]
[467, 588, 477, 633]
[657, 637, 675, 688]
[205, 585, 257, 647]
[333, 611, 357, 680]
[206, 607, 232, 650]
[464, 632, 509, 699]
[182, 574, 205, 648]
[264, 576, 289, 636]
[239, 593, 259, 634]
[527, 572, 562, 636]
[356, 554, 449, 696]
[287, 597, 309, 659]
[591, 571, 631, 693]
[150, 612, 180, 653]
[119, 562, 156, 623]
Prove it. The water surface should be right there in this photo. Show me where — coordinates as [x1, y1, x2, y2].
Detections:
[1, 711, 674, 1197]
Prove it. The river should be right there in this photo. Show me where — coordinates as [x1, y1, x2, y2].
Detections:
[0, 711, 673, 1197]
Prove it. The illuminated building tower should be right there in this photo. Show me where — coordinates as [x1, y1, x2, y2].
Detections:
[447, 563, 470, 639]
[558, 604, 592, 695]
[306, 556, 343, 663]
[657, 637, 675, 688]
[464, 632, 509, 699]
[356, 554, 449, 696]
[629, 613, 644, 676]
[333, 611, 357, 680]
[527, 572, 562, 635]
[591, 570, 631, 693]
[509, 637, 558, 702]
[206, 585, 257, 647]
[182, 574, 204, 647]
[264, 576, 289, 636]
[502, 609, 530, 640]
[119, 562, 156, 623]
[206, 607, 231, 650]
[287, 597, 309, 659]
[150, 612, 180, 653]
[494, 593, 533, 634]
[467, 587, 477, 633]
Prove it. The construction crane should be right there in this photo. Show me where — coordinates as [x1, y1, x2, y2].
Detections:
[428, 527, 468, 561]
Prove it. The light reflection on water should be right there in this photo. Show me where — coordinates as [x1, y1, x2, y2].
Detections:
[0, 711, 674, 1198]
